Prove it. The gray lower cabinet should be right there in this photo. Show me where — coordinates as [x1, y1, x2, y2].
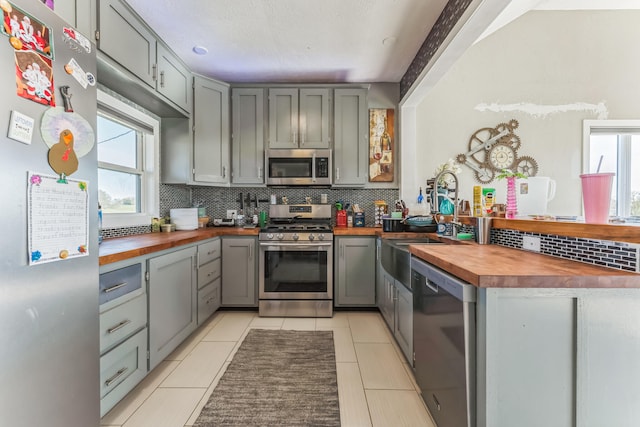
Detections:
[231, 88, 265, 185]
[221, 237, 257, 306]
[148, 246, 197, 370]
[197, 238, 221, 323]
[333, 88, 368, 187]
[394, 280, 413, 363]
[375, 239, 412, 363]
[96, 0, 191, 114]
[335, 237, 376, 306]
[477, 288, 640, 427]
[193, 76, 230, 185]
[98, 259, 148, 417]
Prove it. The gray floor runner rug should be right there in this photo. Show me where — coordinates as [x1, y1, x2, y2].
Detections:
[194, 329, 341, 427]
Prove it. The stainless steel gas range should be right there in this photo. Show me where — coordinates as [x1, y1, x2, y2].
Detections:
[258, 204, 333, 317]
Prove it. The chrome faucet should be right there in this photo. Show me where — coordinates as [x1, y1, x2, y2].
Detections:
[432, 171, 460, 227]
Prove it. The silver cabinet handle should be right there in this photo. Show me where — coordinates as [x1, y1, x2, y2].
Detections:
[222, 166, 226, 178]
[258, 166, 262, 179]
[105, 367, 128, 387]
[152, 64, 157, 81]
[336, 167, 340, 181]
[104, 282, 127, 293]
[249, 244, 253, 260]
[160, 71, 165, 87]
[107, 319, 131, 334]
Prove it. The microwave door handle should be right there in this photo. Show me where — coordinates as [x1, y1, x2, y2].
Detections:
[312, 152, 316, 183]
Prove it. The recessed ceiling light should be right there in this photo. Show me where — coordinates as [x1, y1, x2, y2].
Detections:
[192, 46, 208, 55]
[382, 37, 397, 46]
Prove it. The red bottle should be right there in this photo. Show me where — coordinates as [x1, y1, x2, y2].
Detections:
[336, 210, 347, 227]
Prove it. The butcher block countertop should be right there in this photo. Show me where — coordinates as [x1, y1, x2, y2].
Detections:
[99, 227, 259, 266]
[409, 244, 640, 289]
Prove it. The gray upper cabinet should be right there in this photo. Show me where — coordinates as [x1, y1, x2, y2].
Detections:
[193, 76, 230, 185]
[231, 88, 265, 185]
[52, 0, 93, 36]
[98, 0, 156, 87]
[333, 88, 368, 187]
[335, 237, 376, 306]
[268, 88, 330, 149]
[156, 44, 192, 113]
[97, 0, 191, 114]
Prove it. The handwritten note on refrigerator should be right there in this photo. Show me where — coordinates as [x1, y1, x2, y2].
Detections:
[28, 172, 89, 265]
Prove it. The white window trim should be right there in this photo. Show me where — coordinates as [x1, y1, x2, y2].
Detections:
[583, 119, 640, 218]
[98, 90, 160, 228]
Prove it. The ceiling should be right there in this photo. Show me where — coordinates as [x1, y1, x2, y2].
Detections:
[124, 0, 640, 85]
[124, 0, 449, 84]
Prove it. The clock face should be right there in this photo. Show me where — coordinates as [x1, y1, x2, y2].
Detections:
[489, 144, 516, 170]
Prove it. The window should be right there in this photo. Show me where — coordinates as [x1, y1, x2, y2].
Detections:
[97, 90, 159, 228]
[583, 120, 640, 219]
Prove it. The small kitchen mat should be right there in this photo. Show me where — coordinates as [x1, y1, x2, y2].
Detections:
[194, 329, 340, 427]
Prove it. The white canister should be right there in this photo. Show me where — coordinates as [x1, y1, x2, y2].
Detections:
[516, 177, 556, 216]
[270, 194, 277, 204]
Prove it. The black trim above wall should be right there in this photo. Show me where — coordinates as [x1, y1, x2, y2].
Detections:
[400, 0, 473, 99]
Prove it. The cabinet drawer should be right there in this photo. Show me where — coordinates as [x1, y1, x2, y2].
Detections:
[100, 327, 147, 416]
[198, 278, 220, 324]
[100, 293, 147, 354]
[198, 239, 221, 266]
[198, 258, 221, 289]
[99, 264, 142, 305]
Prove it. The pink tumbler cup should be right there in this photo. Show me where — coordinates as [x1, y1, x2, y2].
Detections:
[580, 173, 614, 224]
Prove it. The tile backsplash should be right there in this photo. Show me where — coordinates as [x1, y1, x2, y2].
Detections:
[492, 228, 640, 273]
[103, 184, 640, 273]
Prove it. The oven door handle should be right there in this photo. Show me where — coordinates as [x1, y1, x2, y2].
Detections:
[259, 242, 333, 249]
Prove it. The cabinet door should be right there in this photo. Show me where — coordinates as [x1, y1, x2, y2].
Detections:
[394, 282, 413, 364]
[335, 237, 376, 306]
[231, 88, 265, 184]
[193, 76, 230, 185]
[299, 89, 330, 148]
[221, 237, 256, 306]
[156, 44, 192, 113]
[148, 246, 197, 369]
[98, 0, 156, 88]
[380, 270, 395, 329]
[268, 88, 298, 148]
[333, 88, 368, 186]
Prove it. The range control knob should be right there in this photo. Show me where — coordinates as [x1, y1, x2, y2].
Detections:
[308, 234, 315, 241]
[292, 233, 299, 241]
[267, 233, 274, 240]
[276, 233, 284, 240]
[318, 234, 325, 241]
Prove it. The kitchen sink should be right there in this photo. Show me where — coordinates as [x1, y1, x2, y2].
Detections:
[380, 238, 442, 290]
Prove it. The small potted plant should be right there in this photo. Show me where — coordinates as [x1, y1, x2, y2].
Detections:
[496, 169, 527, 219]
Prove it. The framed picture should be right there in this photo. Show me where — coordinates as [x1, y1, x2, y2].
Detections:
[369, 108, 394, 182]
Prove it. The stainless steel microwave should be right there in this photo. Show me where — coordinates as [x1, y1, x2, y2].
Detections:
[265, 149, 332, 186]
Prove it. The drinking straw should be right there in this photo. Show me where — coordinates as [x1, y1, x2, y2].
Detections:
[596, 155, 603, 173]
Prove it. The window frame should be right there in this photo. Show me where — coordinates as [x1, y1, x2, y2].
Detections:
[583, 119, 640, 218]
[97, 90, 159, 228]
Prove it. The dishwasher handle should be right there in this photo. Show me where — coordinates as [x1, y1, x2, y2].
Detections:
[411, 256, 476, 303]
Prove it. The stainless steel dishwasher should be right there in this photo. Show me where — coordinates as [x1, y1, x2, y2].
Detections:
[411, 256, 476, 427]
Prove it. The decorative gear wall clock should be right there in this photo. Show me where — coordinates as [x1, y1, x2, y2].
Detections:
[456, 119, 539, 183]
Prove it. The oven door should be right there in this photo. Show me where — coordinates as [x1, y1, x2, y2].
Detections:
[259, 242, 333, 299]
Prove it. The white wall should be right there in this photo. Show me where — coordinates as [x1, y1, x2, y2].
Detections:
[408, 10, 640, 216]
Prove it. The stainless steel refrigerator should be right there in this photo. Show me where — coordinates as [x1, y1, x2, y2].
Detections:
[0, 1, 99, 425]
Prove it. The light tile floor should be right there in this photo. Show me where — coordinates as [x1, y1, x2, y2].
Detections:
[100, 310, 436, 427]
